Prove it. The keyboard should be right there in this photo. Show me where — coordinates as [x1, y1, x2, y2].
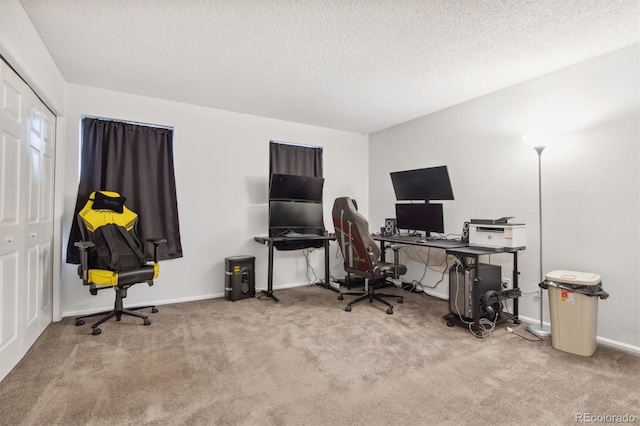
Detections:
[283, 232, 322, 238]
[392, 235, 426, 243]
[384, 235, 466, 247]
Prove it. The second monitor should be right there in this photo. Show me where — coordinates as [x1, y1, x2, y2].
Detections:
[395, 203, 444, 235]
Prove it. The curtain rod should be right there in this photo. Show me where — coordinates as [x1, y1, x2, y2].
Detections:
[81, 115, 174, 130]
[270, 140, 322, 149]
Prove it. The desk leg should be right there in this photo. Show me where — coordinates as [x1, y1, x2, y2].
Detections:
[315, 239, 339, 293]
[324, 239, 330, 285]
[261, 239, 280, 302]
[512, 252, 520, 324]
[322, 239, 339, 293]
[471, 260, 483, 337]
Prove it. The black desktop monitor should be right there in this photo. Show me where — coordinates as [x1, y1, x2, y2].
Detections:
[268, 200, 325, 235]
[395, 203, 445, 235]
[390, 165, 454, 201]
[269, 173, 324, 202]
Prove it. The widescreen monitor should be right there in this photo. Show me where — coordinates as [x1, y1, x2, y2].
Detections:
[390, 165, 454, 201]
[268, 200, 325, 234]
[395, 203, 445, 235]
[269, 173, 324, 202]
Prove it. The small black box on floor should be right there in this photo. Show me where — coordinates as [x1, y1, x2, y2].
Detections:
[225, 256, 255, 301]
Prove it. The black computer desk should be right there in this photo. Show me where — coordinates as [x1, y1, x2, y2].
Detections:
[253, 235, 336, 302]
[373, 234, 524, 337]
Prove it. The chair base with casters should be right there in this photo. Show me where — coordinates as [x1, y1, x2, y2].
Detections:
[338, 278, 403, 314]
[75, 283, 158, 335]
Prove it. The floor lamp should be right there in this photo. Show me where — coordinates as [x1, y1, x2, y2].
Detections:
[523, 136, 552, 338]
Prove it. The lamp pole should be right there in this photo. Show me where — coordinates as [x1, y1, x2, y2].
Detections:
[526, 145, 551, 337]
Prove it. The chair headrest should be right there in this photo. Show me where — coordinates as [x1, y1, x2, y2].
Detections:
[92, 191, 126, 213]
[79, 191, 137, 232]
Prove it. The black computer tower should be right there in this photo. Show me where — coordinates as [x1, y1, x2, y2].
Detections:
[225, 256, 255, 301]
[449, 263, 501, 319]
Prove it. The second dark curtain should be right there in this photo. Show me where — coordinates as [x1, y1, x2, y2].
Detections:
[269, 141, 323, 177]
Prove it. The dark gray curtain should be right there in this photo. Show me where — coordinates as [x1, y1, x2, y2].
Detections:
[269, 141, 323, 250]
[66, 117, 183, 264]
[269, 141, 323, 177]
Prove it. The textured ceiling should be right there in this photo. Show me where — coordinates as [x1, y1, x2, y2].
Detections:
[18, 0, 640, 134]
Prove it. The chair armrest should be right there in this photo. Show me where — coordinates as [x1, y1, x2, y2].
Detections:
[74, 241, 95, 249]
[74, 241, 95, 284]
[366, 246, 384, 278]
[383, 244, 402, 279]
[146, 238, 167, 263]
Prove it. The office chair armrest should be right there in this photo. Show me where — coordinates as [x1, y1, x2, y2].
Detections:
[366, 246, 384, 279]
[387, 244, 402, 279]
[74, 241, 95, 249]
[74, 241, 95, 284]
[378, 244, 403, 279]
[147, 238, 167, 263]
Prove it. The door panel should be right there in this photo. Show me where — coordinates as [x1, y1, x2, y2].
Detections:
[0, 59, 55, 381]
[38, 110, 55, 334]
[0, 132, 20, 225]
[0, 61, 27, 381]
[1, 253, 19, 349]
[41, 240, 52, 309]
[26, 245, 39, 327]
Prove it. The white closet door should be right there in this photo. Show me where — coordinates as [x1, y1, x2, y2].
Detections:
[24, 97, 55, 345]
[0, 60, 28, 381]
[0, 60, 55, 381]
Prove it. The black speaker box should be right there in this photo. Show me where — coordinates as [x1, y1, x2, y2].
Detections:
[461, 221, 470, 243]
[383, 218, 397, 237]
[225, 256, 255, 301]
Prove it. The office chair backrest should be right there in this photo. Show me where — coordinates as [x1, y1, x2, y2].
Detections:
[332, 197, 381, 275]
[78, 191, 138, 237]
[77, 191, 147, 266]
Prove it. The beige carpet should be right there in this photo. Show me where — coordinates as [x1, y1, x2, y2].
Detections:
[1, 284, 638, 426]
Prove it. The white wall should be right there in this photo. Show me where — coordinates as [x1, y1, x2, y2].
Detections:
[61, 84, 367, 316]
[0, 0, 66, 113]
[369, 44, 640, 348]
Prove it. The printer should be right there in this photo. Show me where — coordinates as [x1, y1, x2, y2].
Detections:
[468, 217, 526, 249]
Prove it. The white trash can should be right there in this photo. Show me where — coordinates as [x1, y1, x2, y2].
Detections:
[543, 270, 607, 356]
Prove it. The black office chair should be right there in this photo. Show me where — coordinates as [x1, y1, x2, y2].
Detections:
[74, 191, 166, 335]
[332, 197, 406, 314]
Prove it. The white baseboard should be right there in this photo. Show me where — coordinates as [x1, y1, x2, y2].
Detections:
[517, 314, 640, 356]
[62, 282, 315, 318]
[63, 292, 224, 318]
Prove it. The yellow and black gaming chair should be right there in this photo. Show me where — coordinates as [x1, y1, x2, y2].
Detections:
[74, 191, 166, 335]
